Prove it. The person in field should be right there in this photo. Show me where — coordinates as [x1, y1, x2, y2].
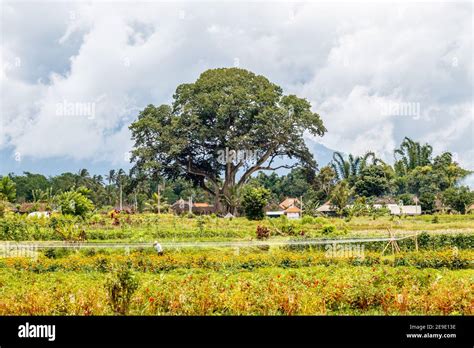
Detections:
[153, 241, 163, 255]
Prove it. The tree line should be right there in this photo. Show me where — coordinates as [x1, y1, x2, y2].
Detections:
[0, 135, 472, 216]
[248, 137, 472, 215]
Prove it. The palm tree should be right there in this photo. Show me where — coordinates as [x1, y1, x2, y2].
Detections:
[78, 168, 90, 178]
[331, 152, 352, 180]
[116, 169, 127, 210]
[128, 170, 149, 211]
[31, 187, 53, 204]
[76, 168, 91, 187]
[331, 151, 382, 181]
[0, 176, 17, 202]
[92, 175, 104, 185]
[105, 170, 116, 186]
[394, 137, 433, 175]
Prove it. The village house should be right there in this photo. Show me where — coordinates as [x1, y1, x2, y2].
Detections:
[380, 204, 421, 215]
[266, 197, 303, 219]
[285, 206, 302, 219]
[316, 201, 422, 216]
[316, 201, 336, 216]
[171, 199, 214, 215]
[279, 197, 302, 210]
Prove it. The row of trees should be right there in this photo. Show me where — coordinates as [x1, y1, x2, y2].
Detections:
[249, 137, 472, 215]
[0, 136, 472, 217]
[0, 169, 211, 214]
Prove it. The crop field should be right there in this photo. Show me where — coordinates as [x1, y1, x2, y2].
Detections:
[0, 213, 473, 315]
[1, 212, 474, 242]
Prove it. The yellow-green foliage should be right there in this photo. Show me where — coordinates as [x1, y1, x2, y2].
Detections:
[1, 249, 472, 273]
[0, 263, 471, 315]
[0, 248, 472, 315]
[0, 212, 472, 316]
[2, 212, 473, 242]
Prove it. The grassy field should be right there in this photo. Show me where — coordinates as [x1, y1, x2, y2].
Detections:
[0, 213, 472, 315]
[1, 212, 474, 242]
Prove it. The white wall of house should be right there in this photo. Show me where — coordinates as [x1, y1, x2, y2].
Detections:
[400, 205, 421, 215]
[286, 212, 300, 219]
[346, 204, 421, 215]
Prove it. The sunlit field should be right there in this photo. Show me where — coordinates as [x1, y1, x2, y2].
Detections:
[0, 212, 472, 315]
[1, 212, 474, 242]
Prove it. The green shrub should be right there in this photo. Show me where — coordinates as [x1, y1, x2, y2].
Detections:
[196, 216, 205, 233]
[321, 224, 336, 235]
[0, 214, 29, 240]
[313, 217, 329, 226]
[241, 186, 271, 220]
[281, 222, 297, 236]
[0, 201, 6, 218]
[105, 264, 139, 315]
[43, 248, 71, 259]
[55, 189, 94, 218]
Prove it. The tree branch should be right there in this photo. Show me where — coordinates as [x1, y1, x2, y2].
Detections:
[198, 181, 216, 196]
[186, 159, 218, 188]
[237, 145, 279, 186]
[257, 163, 298, 171]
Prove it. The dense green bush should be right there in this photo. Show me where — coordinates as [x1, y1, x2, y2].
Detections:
[241, 186, 271, 220]
[55, 189, 94, 218]
[0, 214, 30, 240]
[321, 224, 336, 235]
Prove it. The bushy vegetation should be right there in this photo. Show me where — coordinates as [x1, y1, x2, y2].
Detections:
[105, 264, 139, 315]
[241, 186, 271, 220]
[55, 188, 94, 218]
[0, 248, 471, 315]
[1, 212, 473, 243]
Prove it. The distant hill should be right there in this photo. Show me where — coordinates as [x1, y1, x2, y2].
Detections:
[251, 138, 336, 177]
[305, 139, 336, 168]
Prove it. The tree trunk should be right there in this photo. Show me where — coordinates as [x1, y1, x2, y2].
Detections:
[214, 184, 222, 214]
[119, 183, 123, 210]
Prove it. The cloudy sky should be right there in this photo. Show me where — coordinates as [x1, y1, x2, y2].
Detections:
[1, 1, 472, 182]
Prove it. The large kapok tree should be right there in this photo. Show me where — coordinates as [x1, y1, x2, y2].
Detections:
[129, 68, 326, 213]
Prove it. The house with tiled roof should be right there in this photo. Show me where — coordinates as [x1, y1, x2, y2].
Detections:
[279, 197, 301, 210]
[285, 206, 302, 219]
[171, 199, 214, 215]
[266, 198, 302, 219]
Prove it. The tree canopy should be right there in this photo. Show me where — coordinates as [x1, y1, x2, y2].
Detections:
[130, 68, 326, 213]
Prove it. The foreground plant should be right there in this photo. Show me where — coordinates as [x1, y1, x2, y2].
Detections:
[105, 264, 139, 315]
